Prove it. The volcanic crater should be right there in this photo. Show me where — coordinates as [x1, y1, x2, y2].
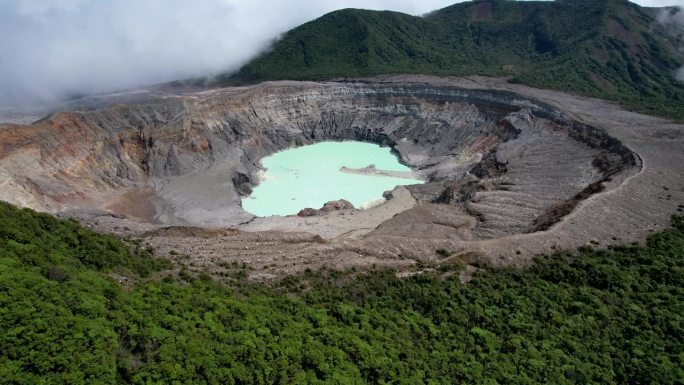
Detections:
[1, 76, 682, 279]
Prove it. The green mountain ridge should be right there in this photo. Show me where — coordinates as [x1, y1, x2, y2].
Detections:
[219, 0, 684, 119]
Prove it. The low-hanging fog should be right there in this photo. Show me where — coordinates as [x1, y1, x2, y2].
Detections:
[656, 4, 684, 81]
[0, 0, 453, 108]
[0, 0, 681, 108]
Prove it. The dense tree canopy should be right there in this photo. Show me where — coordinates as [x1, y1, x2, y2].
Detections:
[0, 201, 682, 384]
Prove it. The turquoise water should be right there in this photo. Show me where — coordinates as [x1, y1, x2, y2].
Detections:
[242, 141, 423, 217]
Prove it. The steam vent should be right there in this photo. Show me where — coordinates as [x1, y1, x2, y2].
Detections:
[1, 76, 682, 277]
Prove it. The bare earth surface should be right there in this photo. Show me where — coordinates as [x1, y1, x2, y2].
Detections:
[1, 75, 682, 280]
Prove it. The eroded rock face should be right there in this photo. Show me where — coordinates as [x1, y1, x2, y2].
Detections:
[0, 79, 636, 240]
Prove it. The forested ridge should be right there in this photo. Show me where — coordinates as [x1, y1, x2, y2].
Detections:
[220, 0, 684, 120]
[1, 200, 682, 384]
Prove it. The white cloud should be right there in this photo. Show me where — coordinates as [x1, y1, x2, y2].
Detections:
[0, 0, 681, 107]
[637, 0, 683, 6]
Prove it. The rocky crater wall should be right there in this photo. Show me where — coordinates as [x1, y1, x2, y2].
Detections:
[0, 81, 638, 240]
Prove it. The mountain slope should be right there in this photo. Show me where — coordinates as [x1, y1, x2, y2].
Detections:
[220, 0, 684, 119]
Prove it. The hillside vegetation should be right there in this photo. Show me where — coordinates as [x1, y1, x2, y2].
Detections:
[220, 0, 684, 119]
[1, 200, 682, 384]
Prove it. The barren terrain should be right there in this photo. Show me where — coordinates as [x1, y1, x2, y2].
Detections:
[1, 76, 682, 280]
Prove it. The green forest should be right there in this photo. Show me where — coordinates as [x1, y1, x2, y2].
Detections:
[1, 200, 682, 384]
[220, 0, 684, 120]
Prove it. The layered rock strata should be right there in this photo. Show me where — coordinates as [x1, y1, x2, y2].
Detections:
[2, 76, 674, 279]
[0, 81, 634, 231]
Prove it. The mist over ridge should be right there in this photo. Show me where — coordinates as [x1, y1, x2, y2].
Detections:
[0, 0, 681, 108]
[0, 0, 452, 107]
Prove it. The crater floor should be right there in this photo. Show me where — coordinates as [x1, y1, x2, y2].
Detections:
[1, 75, 682, 280]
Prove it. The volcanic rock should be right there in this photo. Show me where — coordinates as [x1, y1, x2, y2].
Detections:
[320, 199, 355, 213]
[296, 208, 319, 217]
[297, 199, 355, 217]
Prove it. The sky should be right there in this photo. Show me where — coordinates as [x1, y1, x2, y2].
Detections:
[0, 0, 682, 107]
